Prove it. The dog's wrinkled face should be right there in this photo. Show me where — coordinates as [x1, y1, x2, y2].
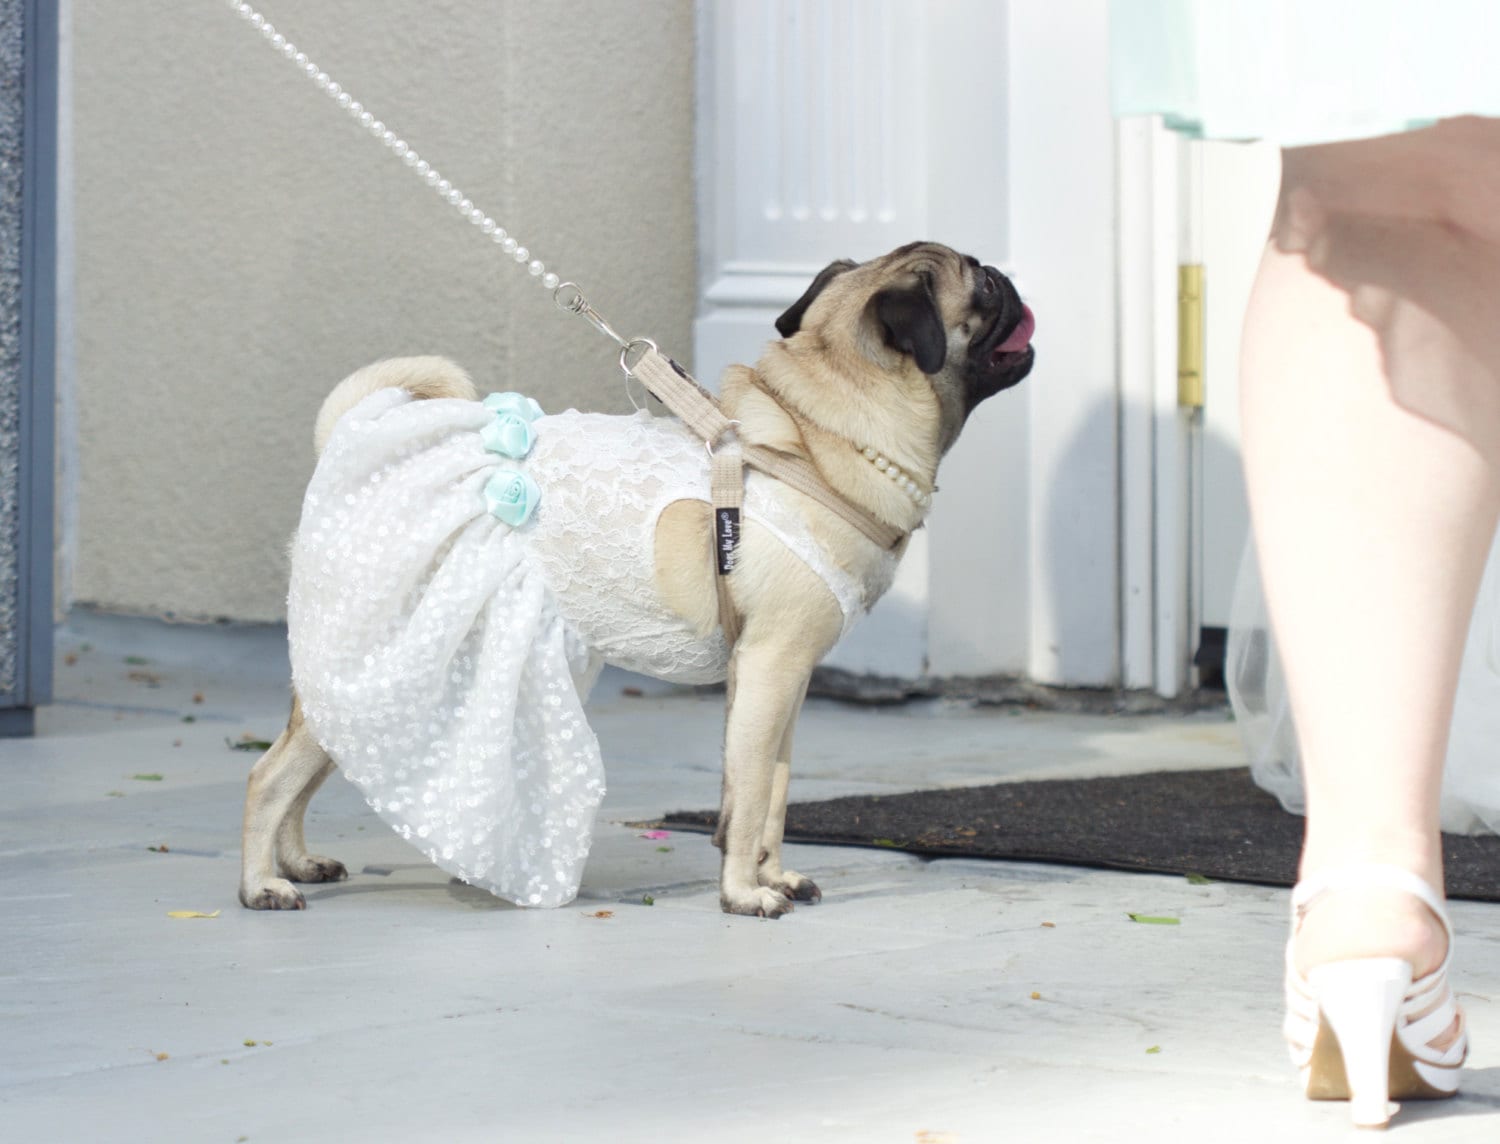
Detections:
[774, 241, 1034, 452]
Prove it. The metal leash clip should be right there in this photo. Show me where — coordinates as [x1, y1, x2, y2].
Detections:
[552, 281, 629, 349]
[553, 282, 658, 408]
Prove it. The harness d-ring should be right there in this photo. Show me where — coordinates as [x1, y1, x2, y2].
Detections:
[705, 420, 741, 458]
[610, 338, 655, 411]
[618, 337, 656, 375]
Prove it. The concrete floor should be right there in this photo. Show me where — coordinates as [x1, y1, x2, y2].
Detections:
[4, 612, 1500, 1143]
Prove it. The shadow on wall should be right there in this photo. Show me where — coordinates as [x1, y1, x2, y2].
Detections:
[1041, 394, 1249, 693]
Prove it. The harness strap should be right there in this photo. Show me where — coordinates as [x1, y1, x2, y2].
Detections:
[709, 443, 744, 647]
[739, 445, 904, 549]
[626, 346, 906, 648]
[629, 349, 905, 546]
[629, 347, 735, 445]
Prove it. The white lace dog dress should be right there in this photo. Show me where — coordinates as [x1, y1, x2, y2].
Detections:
[288, 387, 892, 907]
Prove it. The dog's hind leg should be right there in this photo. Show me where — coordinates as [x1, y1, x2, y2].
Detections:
[275, 754, 346, 885]
[239, 697, 345, 910]
[755, 685, 822, 904]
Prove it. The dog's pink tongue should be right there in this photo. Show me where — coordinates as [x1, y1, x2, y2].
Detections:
[998, 305, 1035, 352]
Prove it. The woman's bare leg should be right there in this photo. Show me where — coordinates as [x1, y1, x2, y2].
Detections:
[1241, 121, 1500, 979]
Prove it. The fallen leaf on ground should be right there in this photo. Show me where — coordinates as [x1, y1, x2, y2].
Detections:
[1127, 913, 1180, 926]
[655, 846, 673, 853]
[124, 655, 150, 665]
[1146, 1045, 1162, 1054]
[168, 910, 220, 919]
[192, 692, 204, 704]
[584, 910, 614, 919]
[638, 829, 671, 840]
[243, 1039, 258, 1046]
[1185, 872, 1214, 885]
[1041, 921, 1056, 928]
[132, 774, 163, 782]
[147, 844, 169, 853]
[873, 838, 899, 847]
[154, 1052, 169, 1062]
[641, 895, 655, 906]
[1029, 991, 1041, 1000]
[64, 653, 78, 666]
[621, 686, 644, 697]
[228, 737, 274, 752]
[127, 669, 163, 687]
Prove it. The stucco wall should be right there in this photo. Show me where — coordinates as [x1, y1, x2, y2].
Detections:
[69, 0, 696, 622]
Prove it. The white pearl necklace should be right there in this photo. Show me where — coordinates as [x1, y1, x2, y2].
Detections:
[860, 447, 931, 509]
[229, 1, 561, 293]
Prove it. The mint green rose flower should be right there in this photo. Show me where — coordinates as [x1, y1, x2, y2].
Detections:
[483, 468, 541, 528]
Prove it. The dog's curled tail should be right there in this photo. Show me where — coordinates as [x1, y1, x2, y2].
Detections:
[313, 356, 479, 457]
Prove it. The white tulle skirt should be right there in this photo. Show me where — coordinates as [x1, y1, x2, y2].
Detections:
[287, 389, 607, 908]
[1227, 534, 1500, 834]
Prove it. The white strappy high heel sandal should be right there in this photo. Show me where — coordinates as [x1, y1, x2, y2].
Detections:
[1283, 865, 1469, 1129]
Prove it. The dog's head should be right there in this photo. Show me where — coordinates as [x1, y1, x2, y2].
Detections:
[774, 241, 1034, 452]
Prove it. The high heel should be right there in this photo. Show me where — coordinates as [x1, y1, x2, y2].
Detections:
[1283, 865, 1468, 1128]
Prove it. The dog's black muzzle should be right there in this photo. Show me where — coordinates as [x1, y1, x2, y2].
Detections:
[965, 265, 1035, 412]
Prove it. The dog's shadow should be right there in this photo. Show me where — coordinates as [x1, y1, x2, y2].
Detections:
[301, 864, 521, 911]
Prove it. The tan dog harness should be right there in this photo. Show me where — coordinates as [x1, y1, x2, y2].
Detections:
[626, 346, 907, 646]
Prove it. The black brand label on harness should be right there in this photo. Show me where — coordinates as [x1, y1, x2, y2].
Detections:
[715, 507, 740, 575]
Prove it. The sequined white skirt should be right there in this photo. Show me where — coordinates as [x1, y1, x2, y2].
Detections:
[287, 388, 605, 907]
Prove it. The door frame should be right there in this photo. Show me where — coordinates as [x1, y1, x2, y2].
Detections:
[1, 0, 58, 736]
[1116, 116, 1201, 698]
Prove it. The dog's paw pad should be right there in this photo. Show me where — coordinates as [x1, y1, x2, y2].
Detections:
[282, 855, 348, 884]
[720, 886, 793, 919]
[239, 880, 307, 911]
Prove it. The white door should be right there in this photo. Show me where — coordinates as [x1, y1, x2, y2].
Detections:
[695, 0, 1122, 688]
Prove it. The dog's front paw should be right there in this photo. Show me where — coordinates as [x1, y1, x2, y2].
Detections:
[239, 878, 307, 911]
[280, 854, 348, 884]
[720, 885, 794, 919]
[765, 870, 822, 903]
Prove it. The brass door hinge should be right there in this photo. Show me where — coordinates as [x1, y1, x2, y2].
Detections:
[1178, 263, 1204, 409]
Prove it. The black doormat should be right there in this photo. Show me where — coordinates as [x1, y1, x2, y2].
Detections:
[662, 767, 1500, 903]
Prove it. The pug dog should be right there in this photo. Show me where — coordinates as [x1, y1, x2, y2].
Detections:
[239, 240, 1034, 918]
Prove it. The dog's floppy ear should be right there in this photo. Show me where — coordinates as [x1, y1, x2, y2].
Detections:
[775, 259, 858, 338]
[871, 274, 947, 374]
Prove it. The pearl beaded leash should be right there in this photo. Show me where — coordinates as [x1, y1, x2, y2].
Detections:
[226, 1, 916, 555]
[225, 0, 642, 349]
